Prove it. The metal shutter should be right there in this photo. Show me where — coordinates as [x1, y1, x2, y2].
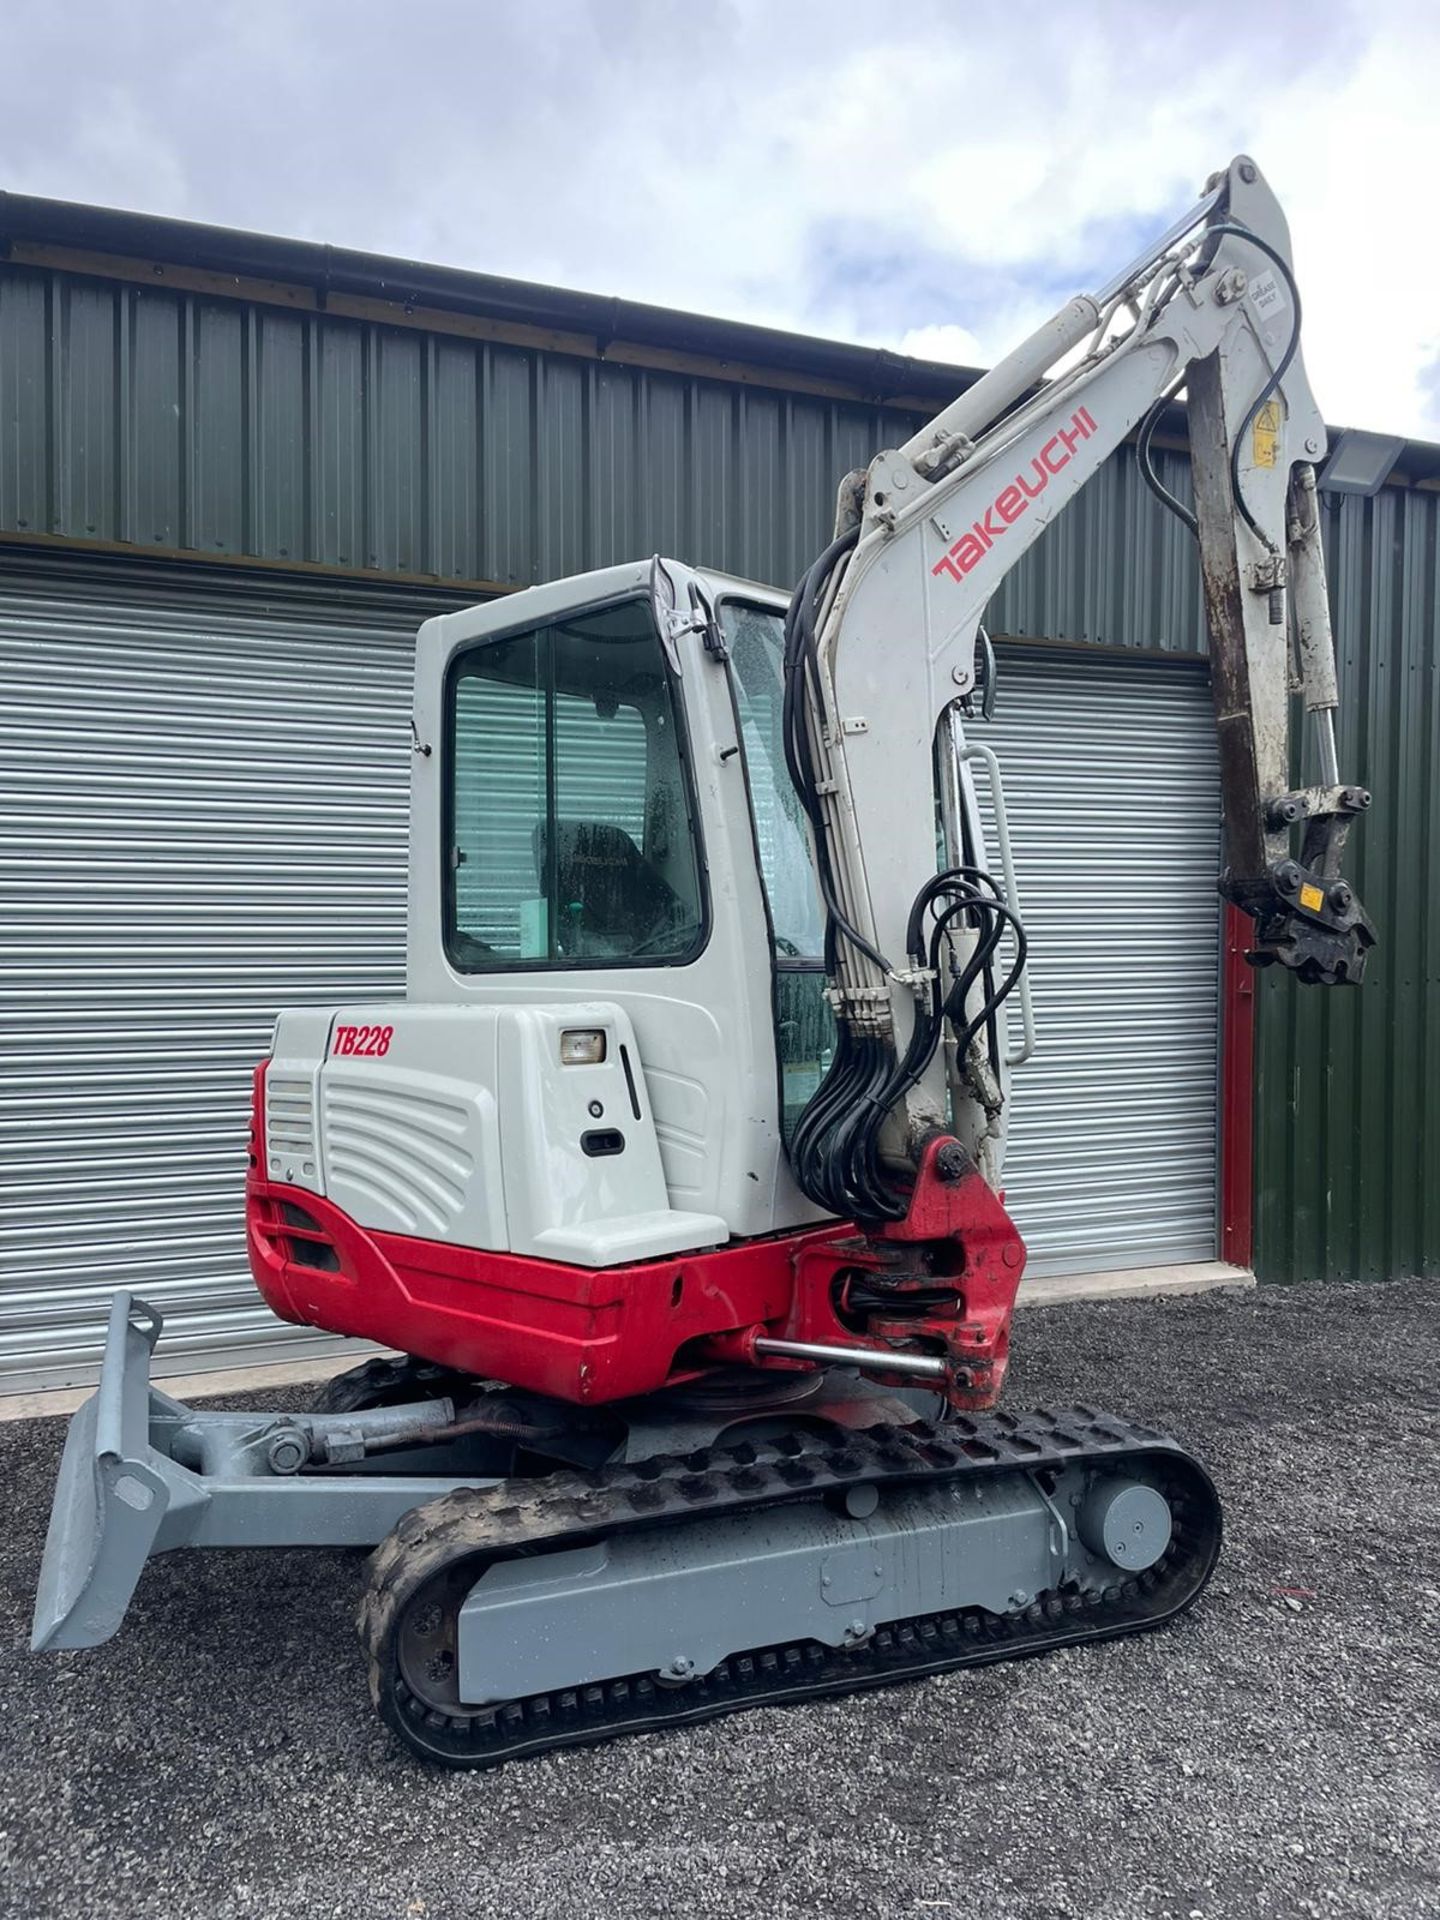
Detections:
[983, 644, 1221, 1278]
[0, 553, 452, 1389]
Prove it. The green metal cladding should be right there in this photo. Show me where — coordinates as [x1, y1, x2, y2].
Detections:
[0, 261, 1206, 644]
[1254, 483, 1439, 1284]
[0, 252, 1435, 1287]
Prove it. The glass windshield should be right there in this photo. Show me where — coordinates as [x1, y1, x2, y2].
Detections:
[447, 599, 705, 970]
[722, 600, 834, 1146]
[722, 602, 827, 959]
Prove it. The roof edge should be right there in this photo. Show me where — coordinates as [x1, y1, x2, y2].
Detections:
[0, 190, 974, 408]
[3, 191, 1437, 483]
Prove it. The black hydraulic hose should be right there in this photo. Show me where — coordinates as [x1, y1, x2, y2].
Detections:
[1138, 223, 1302, 552]
[779, 552, 890, 983]
[1138, 377, 1198, 537]
[1202, 223, 1304, 556]
[946, 907, 1028, 1061]
[844, 874, 1027, 1218]
[955, 811, 1006, 1076]
[781, 528, 892, 977]
[791, 875, 1028, 1222]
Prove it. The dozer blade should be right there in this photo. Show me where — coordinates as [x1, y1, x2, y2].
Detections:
[32, 1294, 188, 1652]
[32, 1293, 504, 1656]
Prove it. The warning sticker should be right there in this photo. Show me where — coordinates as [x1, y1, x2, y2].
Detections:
[1249, 270, 1287, 322]
[1253, 399, 1283, 469]
[1299, 882, 1325, 912]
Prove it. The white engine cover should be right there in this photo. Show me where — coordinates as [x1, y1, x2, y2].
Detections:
[264, 1002, 729, 1267]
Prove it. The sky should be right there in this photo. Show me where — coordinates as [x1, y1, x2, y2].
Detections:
[3, 0, 1438, 442]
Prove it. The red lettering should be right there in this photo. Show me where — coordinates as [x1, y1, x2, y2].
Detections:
[1057, 419, 1087, 458]
[953, 531, 987, 576]
[928, 410, 1101, 588]
[1017, 458, 1049, 502]
[331, 1022, 394, 1058]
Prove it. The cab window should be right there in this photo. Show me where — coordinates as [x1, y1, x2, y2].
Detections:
[448, 599, 705, 970]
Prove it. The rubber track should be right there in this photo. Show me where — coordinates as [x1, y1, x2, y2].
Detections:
[358, 1404, 1222, 1768]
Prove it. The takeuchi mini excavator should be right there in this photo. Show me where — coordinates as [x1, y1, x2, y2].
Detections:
[34, 157, 1373, 1767]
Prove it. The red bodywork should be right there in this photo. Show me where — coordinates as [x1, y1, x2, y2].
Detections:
[1220, 901, 1257, 1268]
[247, 1067, 1026, 1411]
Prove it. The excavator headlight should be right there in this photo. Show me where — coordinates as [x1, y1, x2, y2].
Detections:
[559, 1029, 607, 1066]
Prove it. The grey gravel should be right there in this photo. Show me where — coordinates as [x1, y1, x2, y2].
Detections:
[2, 1277, 1438, 1920]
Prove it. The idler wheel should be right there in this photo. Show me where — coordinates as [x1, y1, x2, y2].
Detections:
[1078, 1478, 1172, 1572]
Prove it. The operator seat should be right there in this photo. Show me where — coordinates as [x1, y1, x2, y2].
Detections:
[534, 820, 685, 955]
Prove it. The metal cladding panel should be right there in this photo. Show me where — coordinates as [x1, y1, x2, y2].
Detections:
[1253, 485, 1440, 1286]
[983, 645, 1221, 1277]
[0, 551, 466, 1388]
[2, 258, 1209, 647]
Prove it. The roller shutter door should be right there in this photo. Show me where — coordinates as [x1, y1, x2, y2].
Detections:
[0, 553, 455, 1390]
[984, 643, 1222, 1278]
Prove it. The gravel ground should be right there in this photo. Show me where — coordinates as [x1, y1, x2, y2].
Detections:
[1, 1276, 1437, 1920]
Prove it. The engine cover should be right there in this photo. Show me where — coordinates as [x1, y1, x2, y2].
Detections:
[263, 1002, 727, 1267]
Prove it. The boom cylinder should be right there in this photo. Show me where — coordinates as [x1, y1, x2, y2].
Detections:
[899, 296, 1100, 470]
[1288, 464, 1341, 712]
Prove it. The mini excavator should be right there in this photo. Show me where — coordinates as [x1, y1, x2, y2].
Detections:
[34, 157, 1372, 1767]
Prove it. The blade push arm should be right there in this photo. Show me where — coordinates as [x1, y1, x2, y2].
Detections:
[785, 155, 1371, 1221]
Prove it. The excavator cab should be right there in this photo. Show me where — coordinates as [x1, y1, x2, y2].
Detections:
[407, 562, 850, 1258]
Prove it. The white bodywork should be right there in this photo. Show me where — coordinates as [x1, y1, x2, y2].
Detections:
[265, 1001, 728, 1264]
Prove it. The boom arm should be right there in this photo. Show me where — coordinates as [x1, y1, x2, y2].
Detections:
[785, 155, 1373, 1224]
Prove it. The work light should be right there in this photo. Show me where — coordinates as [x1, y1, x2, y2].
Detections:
[559, 1029, 607, 1065]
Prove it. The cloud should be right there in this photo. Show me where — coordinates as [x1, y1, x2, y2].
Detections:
[897, 325, 988, 370]
[1, 0, 1436, 439]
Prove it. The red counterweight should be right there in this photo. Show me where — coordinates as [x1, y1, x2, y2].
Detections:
[247, 1066, 1026, 1411]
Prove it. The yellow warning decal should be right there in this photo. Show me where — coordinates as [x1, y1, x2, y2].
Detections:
[1253, 399, 1283, 469]
[1299, 882, 1325, 911]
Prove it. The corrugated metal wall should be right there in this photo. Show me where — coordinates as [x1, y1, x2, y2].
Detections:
[1, 252, 1436, 1291]
[0, 260, 1204, 647]
[1253, 484, 1440, 1284]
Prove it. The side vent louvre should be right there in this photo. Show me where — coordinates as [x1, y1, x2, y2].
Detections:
[321, 1083, 473, 1237]
[266, 1074, 317, 1165]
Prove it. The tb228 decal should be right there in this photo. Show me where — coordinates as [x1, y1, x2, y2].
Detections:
[331, 1023, 394, 1058]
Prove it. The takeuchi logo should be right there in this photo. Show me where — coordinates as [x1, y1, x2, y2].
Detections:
[931, 407, 1099, 583]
